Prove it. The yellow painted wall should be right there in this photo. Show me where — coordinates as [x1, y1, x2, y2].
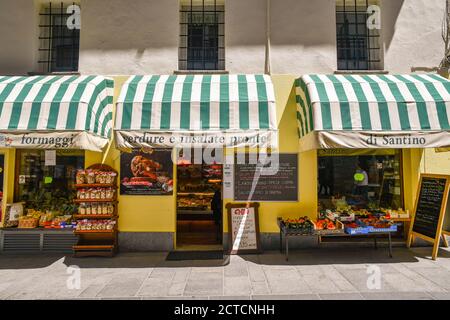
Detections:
[104, 76, 176, 234]
[222, 75, 317, 233]
[0, 148, 15, 227]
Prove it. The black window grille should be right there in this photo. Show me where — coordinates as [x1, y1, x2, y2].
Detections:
[38, 2, 80, 73]
[179, 0, 225, 71]
[336, 0, 381, 70]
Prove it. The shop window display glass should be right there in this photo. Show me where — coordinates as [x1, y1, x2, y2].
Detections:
[317, 150, 403, 211]
[15, 150, 84, 215]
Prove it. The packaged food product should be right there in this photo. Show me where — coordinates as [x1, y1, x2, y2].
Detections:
[87, 171, 96, 184]
[76, 170, 86, 184]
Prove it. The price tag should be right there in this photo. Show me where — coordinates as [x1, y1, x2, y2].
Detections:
[44, 176, 53, 184]
[18, 175, 26, 184]
[45, 150, 56, 166]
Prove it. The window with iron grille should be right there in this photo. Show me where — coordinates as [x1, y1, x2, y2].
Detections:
[336, 0, 381, 71]
[38, 2, 80, 73]
[179, 0, 225, 71]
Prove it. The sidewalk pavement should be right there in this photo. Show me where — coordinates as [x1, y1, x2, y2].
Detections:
[2, 246, 450, 300]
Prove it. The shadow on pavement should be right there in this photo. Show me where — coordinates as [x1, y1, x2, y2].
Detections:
[0, 246, 449, 269]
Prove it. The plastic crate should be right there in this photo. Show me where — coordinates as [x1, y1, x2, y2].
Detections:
[344, 226, 370, 235]
[367, 224, 398, 233]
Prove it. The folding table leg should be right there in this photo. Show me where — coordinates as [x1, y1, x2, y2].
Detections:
[286, 236, 289, 261]
[279, 230, 282, 253]
[388, 232, 393, 258]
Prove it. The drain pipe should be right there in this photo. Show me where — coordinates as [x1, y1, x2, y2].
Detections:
[265, 0, 272, 75]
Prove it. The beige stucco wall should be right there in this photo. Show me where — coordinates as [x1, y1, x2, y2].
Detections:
[0, 0, 39, 75]
[78, 0, 179, 75]
[381, 0, 445, 74]
[0, 0, 447, 76]
[225, 0, 267, 74]
[270, 0, 337, 75]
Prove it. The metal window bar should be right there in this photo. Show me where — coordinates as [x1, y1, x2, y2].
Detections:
[38, 2, 80, 73]
[179, 0, 224, 71]
[336, 0, 381, 70]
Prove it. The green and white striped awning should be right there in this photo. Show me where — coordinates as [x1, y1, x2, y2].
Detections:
[0, 75, 113, 151]
[115, 74, 277, 149]
[296, 74, 450, 150]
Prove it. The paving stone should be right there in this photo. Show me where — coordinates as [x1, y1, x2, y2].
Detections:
[250, 281, 270, 295]
[137, 278, 172, 297]
[167, 282, 187, 296]
[361, 292, 434, 300]
[184, 279, 223, 296]
[252, 294, 320, 300]
[248, 265, 267, 282]
[224, 276, 251, 296]
[319, 293, 365, 300]
[319, 265, 357, 292]
[224, 264, 248, 277]
[78, 284, 106, 299]
[210, 295, 251, 300]
[428, 292, 450, 300]
[407, 267, 450, 290]
[172, 269, 191, 283]
[336, 268, 396, 293]
[302, 274, 341, 294]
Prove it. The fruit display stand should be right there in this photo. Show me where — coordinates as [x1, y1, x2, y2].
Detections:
[278, 216, 396, 261]
[72, 164, 118, 257]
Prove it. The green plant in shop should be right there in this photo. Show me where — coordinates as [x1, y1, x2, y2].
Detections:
[25, 188, 77, 215]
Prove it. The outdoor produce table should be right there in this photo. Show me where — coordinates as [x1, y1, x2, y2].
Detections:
[277, 218, 394, 261]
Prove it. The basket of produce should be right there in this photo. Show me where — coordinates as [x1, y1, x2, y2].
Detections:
[18, 216, 39, 229]
[313, 219, 345, 235]
[343, 221, 370, 235]
[280, 217, 315, 235]
[358, 217, 398, 233]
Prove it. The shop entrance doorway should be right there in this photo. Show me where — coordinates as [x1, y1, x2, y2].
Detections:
[176, 151, 223, 250]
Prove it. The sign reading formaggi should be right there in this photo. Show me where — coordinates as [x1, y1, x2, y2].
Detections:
[0, 131, 107, 152]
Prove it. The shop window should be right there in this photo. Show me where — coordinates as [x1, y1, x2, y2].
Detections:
[336, 0, 381, 70]
[179, 0, 225, 71]
[38, 2, 80, 73]
[318, 150, 403, 211]
[15, 150, 84, 213]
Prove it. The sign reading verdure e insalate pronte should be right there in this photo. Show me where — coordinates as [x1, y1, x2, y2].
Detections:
[226, 203, 261, 254]
[407, 174, 450, 260]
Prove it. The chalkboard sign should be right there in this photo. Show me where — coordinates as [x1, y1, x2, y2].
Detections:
[234, 153, 298, 202]
[226, 203, 261, 254]
[408, 174, 450, 260]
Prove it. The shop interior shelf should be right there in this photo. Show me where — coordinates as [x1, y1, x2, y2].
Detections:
[73, 199, 118, 203]
[177, 192, 215, 196]
[74, 183, 117, 188]
[73, 215, 117, 219]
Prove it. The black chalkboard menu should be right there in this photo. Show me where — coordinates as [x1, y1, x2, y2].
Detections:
[234, 153, 298, 202]
[412, 177, 447, 239]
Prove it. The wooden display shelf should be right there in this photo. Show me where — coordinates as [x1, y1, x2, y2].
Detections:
[74, 183, 117, 188]
[73, 199, 117, 203]
[73, 214, 117, 219]
[177, 192, 215, 196]
[73, 163, 119, 258]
